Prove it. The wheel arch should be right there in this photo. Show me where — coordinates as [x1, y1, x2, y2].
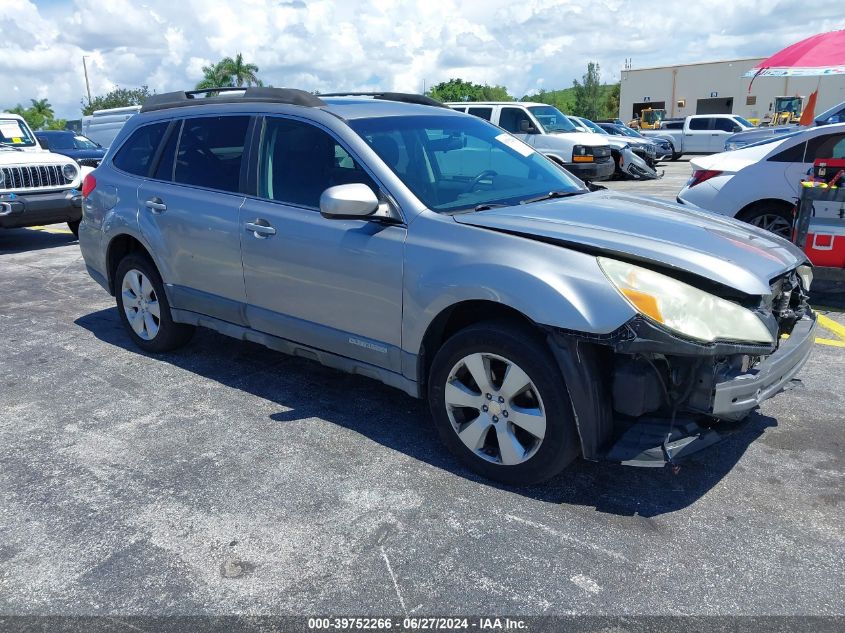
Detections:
[416, 300, 548, 394]
[736, 197, 795, 220]
[105, 232, 157, 295]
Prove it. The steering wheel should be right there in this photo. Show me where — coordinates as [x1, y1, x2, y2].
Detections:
[466, 169, 498, 192]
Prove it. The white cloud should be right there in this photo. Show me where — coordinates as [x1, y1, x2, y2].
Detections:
[0, 0, 839, 119]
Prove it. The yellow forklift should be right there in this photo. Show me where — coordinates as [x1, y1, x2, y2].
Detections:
[628, 107, 667, 129]
[762, 96, 804, 126]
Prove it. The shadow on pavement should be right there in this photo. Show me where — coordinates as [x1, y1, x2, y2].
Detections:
[76, 306, 773, 518]
[0, 227, 76, 254]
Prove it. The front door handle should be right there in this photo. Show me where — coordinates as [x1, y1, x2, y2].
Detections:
[145, 197, 167, 213]
[245, 220, 276, 238]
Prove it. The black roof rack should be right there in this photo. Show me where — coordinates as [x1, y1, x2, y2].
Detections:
[319, 92, 449, 109]
[140, 87, 326, 113]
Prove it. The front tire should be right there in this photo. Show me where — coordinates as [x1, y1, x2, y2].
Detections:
[67, 219, 80, 237]
[114, 254, 195, 353]
[428, 322, 580, 485]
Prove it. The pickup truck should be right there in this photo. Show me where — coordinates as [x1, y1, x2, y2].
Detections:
[640, 114, 755, 155]
[446, 102, 615, 182]
[0, 113, 90, 236]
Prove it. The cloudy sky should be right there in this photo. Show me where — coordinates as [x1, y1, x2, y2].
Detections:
[2, 0, 842, 119]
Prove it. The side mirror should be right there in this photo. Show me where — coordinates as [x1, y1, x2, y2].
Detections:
[320, 183, 380, 220]
[519, 120, 537, 133]
[732, 125, 742, 133]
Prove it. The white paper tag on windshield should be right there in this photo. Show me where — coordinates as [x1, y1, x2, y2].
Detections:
[495, 133, 534, 157]
[0, 122, 25, 139]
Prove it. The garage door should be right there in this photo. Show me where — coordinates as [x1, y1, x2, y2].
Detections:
[696, 97, 734, 114]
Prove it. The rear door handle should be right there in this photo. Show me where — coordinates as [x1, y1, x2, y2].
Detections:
[245, 220, 276, 238]
[145, 197, 167, 213]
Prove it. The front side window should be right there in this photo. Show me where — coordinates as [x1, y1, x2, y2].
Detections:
[173, 116, 249, 193]
[258, 117, 377, 208]
[350, 114, 584, 213]
[0, 118, 37, 148]
[112, 122, 169, 176]
[526, 106, 577, 133]
[713, 118, 738, 133]
[499, 107, 535, 134]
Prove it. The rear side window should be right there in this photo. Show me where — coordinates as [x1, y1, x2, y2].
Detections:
[467, 107, 493, 121]
[769, 140, 806, 163]
[112, 122, 169, 176]
[258, 117, 378, 208]
[688, 118, 710, 131]
[663, 121, 683, 129]
[806, 133, 845, 160]
[173, 116, 250, 193]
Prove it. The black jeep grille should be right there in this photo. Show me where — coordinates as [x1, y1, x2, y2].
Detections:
[1, 164, 71, 190]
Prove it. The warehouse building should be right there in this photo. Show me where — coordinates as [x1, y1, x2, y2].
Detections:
[619, 57, 845, 123]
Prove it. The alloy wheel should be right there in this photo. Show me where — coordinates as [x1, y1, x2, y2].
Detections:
[443, 352, 546, 466]
[749, 213, 792, 238]
[121, 269, 161, 340]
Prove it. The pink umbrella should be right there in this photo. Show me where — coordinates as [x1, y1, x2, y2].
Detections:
[745, 29, 845, 81]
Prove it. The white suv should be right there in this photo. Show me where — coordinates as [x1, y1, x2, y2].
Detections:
[446, 102, 614, 182]
[0, 113, 89, 235]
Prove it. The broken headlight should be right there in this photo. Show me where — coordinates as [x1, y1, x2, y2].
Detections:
[598, 257, 775, 344]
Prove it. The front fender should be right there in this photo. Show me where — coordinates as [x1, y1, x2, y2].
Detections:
[401, 214, 636, 377]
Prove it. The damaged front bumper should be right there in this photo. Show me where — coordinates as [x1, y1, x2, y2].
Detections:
[549, 311, 817, 467]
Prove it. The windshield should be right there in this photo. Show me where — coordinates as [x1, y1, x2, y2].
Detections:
[0, 118, 37, 148]
[349, 114, 585, 213]
[735, 117, 755, 128]
[643, 109, 666, 124]
[47, 134, 99, 150]
[614, 125, 642, 138]
[578, 118, 607, 134]
[526, 106, 577, 133]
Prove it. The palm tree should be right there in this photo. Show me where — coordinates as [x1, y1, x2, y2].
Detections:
[29, 98, 54, 121]
[220, 53, 262, 88]
[196, 61, 233, 90]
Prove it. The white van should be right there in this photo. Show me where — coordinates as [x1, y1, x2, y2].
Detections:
[446, 102, 614, 181]
[81, 105, 141, 149]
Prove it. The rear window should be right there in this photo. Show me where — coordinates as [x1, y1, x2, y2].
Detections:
[467, 107, 493, 121]
[688, 118, 710, 131]
[0, 118, 37, 148]
[173, 116, 250, 193]
[112, 122, 169, 176]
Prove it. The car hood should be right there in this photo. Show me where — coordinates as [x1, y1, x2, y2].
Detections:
[546, 131, 609, 147]
[0, 148, 75, 166]
[60, 149, 106, 160]
[454, 191, 807, 296]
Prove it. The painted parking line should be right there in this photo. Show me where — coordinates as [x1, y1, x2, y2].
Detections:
[25, 225, 72, 235]
[815, 314, 845, 348]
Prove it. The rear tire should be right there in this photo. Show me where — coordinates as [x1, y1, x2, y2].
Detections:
[427, 321, 580, 485]
[114, 253, 195, 353]
[737, 201, 794, 239]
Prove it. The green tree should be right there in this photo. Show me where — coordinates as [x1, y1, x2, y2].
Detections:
[44, 119, 67, 130]
[6, 104, 42, 130]
[82, 86, 152, 116]
[196, 53, 262, 90]
[571, 62, 604, 120]
[604, 82, 620, 120]
[29, 98, 54, 123]
[428, 78, 512, 103]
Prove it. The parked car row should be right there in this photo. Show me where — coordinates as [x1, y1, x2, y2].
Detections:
[67, 87, 816, 485]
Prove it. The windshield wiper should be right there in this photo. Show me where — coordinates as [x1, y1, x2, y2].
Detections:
[0, 142, 22, 152]
[519, 190, 586, 205]
[473, 203, 509, 212]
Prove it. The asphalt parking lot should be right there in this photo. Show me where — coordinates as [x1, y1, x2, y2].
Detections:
[1, 161, 844, 618]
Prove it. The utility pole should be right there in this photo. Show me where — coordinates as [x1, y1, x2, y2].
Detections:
[82, 56, 93, 106]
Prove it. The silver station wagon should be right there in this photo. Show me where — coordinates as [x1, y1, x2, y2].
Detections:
[78, 88, 816, 485]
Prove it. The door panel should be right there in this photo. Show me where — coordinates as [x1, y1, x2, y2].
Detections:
[138, 181, 247, 320]
[239, 116, 405, 371]
[137, 115, 251, 322]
